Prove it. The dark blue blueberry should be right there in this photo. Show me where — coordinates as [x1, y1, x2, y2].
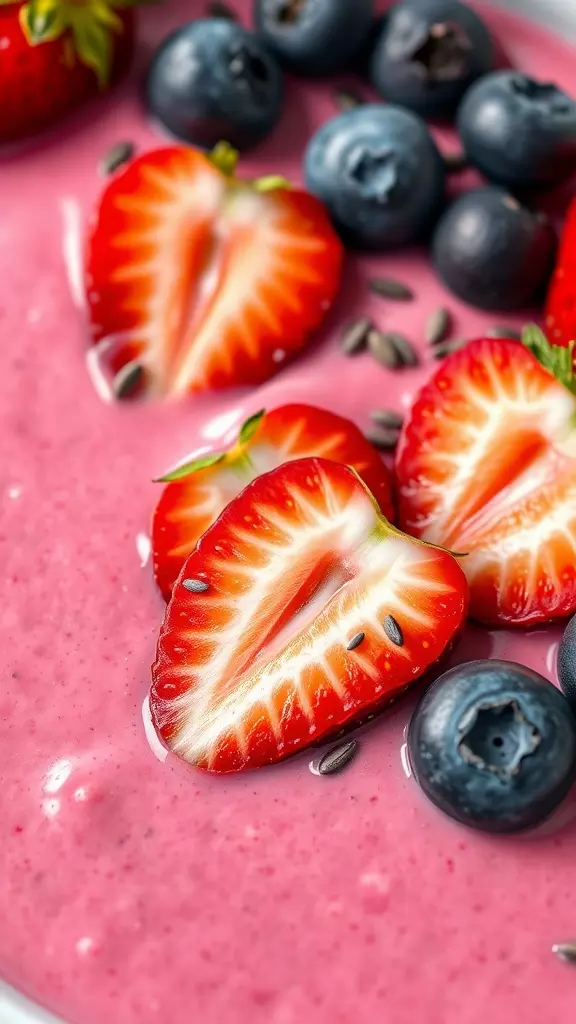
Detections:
[408, 660, 576, 833]
[146, 19, 283, 151]
[369, 0, 493, 119]
[458, 71, 576, 189]
[253, 0, 374, 76]
[432, 187, 556, 310]
[558, 615, 576, 707]
[303, 104, 446, 249]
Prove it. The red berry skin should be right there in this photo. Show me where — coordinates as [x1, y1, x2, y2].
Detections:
[0, 4, 135, 144]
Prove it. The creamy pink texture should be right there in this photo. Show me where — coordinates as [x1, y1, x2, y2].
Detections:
[1, 3, 576, 1022]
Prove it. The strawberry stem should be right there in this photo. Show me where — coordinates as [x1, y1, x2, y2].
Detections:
[209, 141, 239, 177]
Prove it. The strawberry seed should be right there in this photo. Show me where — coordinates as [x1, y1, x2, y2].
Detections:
[384, 614, 404, 647]
[347, 632, 365, 651]
[183, 578, 210, 593]
[318, 739, 358, 776]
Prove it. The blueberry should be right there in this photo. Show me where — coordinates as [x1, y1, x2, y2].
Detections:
[253, 0, 374, 76]
[432, 187, 556, 310]
[458, 71, 576, 189]
[369, 0, 493, 119]
[303, 104, 446, 249]
[558, 615, 576, 707]
[146, 19, 283, 151]
[408, 660, 576, 833]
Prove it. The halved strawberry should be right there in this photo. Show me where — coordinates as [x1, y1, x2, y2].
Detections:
[150, 457, 467, 773]
[545, 195, 576, 350]
[86, 145, 343, 399]
[395, 330, 576, 626]
[152, 403, 395, 600]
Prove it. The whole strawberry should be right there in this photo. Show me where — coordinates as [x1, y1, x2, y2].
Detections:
[0, 0, 141, 143]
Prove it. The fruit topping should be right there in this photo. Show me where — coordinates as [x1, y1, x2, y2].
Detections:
[0, 0, 141, 143]
[146, 18, 283, 152]
[432, 187, 556, 311]
[152, 403, 395, 600]
[458, 71, 576, 189]
[150, 457, 468, 772]
[86, 145, 343, 400]
[395, 333, 576, 625]
[557, 614, 576, 706]
[369, 0, 493, 119]
[253, 0, 374, 76]
[545, 195, 576, 349]
[408, 660, 576, 833]
[304, 104, 445, 249]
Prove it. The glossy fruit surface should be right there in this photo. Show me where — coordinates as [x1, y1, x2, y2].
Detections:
[432, 187, 556, 311]
[395, 334, 576, 626]
[86, 145, 343, 399]
[0, 0, 135, 143]
[370, 0, 493, 118]
[558, 614, 576, 706]
[152, 403, 395, 600]
[304, 104, 445, 249]
[146, 18, 283, 151]
[253, 0, 374, 76]
[458, 71, 576, 188]
[150, 457, 468, 772]
[408, 660, 576, 833]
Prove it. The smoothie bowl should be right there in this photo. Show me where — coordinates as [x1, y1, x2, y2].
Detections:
[2, 1, 576, 1022]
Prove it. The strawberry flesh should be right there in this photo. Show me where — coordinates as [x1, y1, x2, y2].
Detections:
[150, 457, 468, 773]
[86, 147, 343, 398]
[395, 338, 576, 625]
[545, 195, 576, 351]
[152, 403, 395, 600]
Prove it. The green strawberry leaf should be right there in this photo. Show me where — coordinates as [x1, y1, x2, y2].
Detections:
[238, 409, 265, 445]
[155, 452, 226, 483]
[19, 0, 66, 43]
[522, 323, 576, 396]
[70, 16, 112, 88]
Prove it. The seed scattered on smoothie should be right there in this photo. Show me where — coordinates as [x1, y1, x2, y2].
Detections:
[370, 408, 404, 429]
[341, 317, 372, 355]
[387, 331, 419, 367]
[434, 338, 468, 359]
[112, 361, 144, 400]
[333, 86, 365, 112]
[367, 329, 400, 369]
[552, 942, 576, 965]
[384, 614, 404, 647]
[347, 631, 365, 651]
[318, 739, 358, 776]
[487, 325, 522, 340]
[426, 306, 452, 346]
[182, 578, 210, 593]
[368, 277, 415, 301]
[99, 140, 135, 177]
[365, 427, 400, 451]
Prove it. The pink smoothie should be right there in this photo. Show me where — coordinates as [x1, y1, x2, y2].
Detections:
[1, 2, 576, 1022]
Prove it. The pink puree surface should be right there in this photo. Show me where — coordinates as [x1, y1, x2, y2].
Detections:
[1, 2, 576, 1022]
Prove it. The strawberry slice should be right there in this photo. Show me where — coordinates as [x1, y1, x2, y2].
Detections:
[545, 195, 576, 351]
[395, 331, 576, 626]
[86, 145, 343, 398]
[150, 457, 467, 773]
[152, 403, 395, 600]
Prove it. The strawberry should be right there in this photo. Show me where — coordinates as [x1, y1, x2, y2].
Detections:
[152, 403, 395, 601]
[545, 195, 576, 350]
[150, 457, 468, 773]
[395, 329, 576, 627]
[0, 0, 140, 144]
[86, 145, 343, 399]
